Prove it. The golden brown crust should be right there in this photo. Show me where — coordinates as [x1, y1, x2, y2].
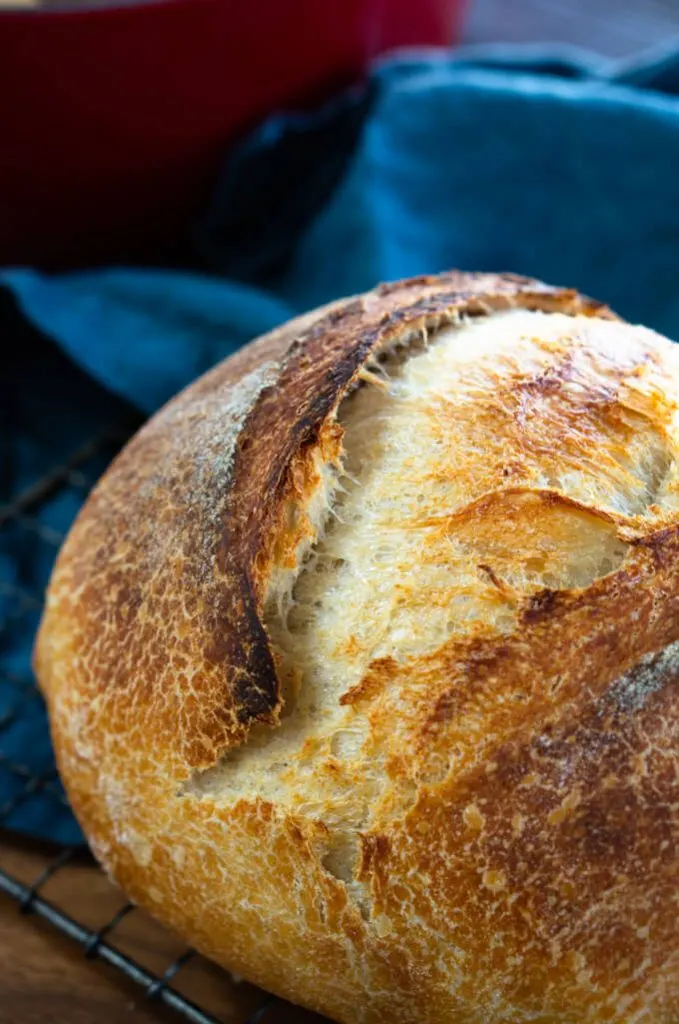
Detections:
[37, 272, 609, 767]
[35, 271, 679, 1024]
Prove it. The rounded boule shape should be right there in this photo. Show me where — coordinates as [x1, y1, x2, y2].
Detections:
[36, 271, 679, 1024]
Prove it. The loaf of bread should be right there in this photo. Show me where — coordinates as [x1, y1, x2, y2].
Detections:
[36, 272, 679, 1023]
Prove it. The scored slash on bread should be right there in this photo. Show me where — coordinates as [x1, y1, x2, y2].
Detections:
[35, 272, 679, 1024]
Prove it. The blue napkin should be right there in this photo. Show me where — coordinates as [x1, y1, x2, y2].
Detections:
[3, 44, 679, 844]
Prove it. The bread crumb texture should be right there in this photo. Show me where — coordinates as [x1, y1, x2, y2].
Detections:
[36, 275, 679, 1024]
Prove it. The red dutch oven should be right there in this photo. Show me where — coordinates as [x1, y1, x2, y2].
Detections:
[0, 0, 465, 268]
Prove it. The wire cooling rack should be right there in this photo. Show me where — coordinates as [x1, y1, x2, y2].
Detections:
[0, 427, 317, 1024]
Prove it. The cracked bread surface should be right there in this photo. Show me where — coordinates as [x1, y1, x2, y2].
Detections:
[35, 272, 679, 1023]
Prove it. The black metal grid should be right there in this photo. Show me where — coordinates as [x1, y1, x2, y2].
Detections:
[0, 432, 285, 1024]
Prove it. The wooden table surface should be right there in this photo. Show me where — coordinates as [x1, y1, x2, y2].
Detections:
[0, 835, 320, 1024]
